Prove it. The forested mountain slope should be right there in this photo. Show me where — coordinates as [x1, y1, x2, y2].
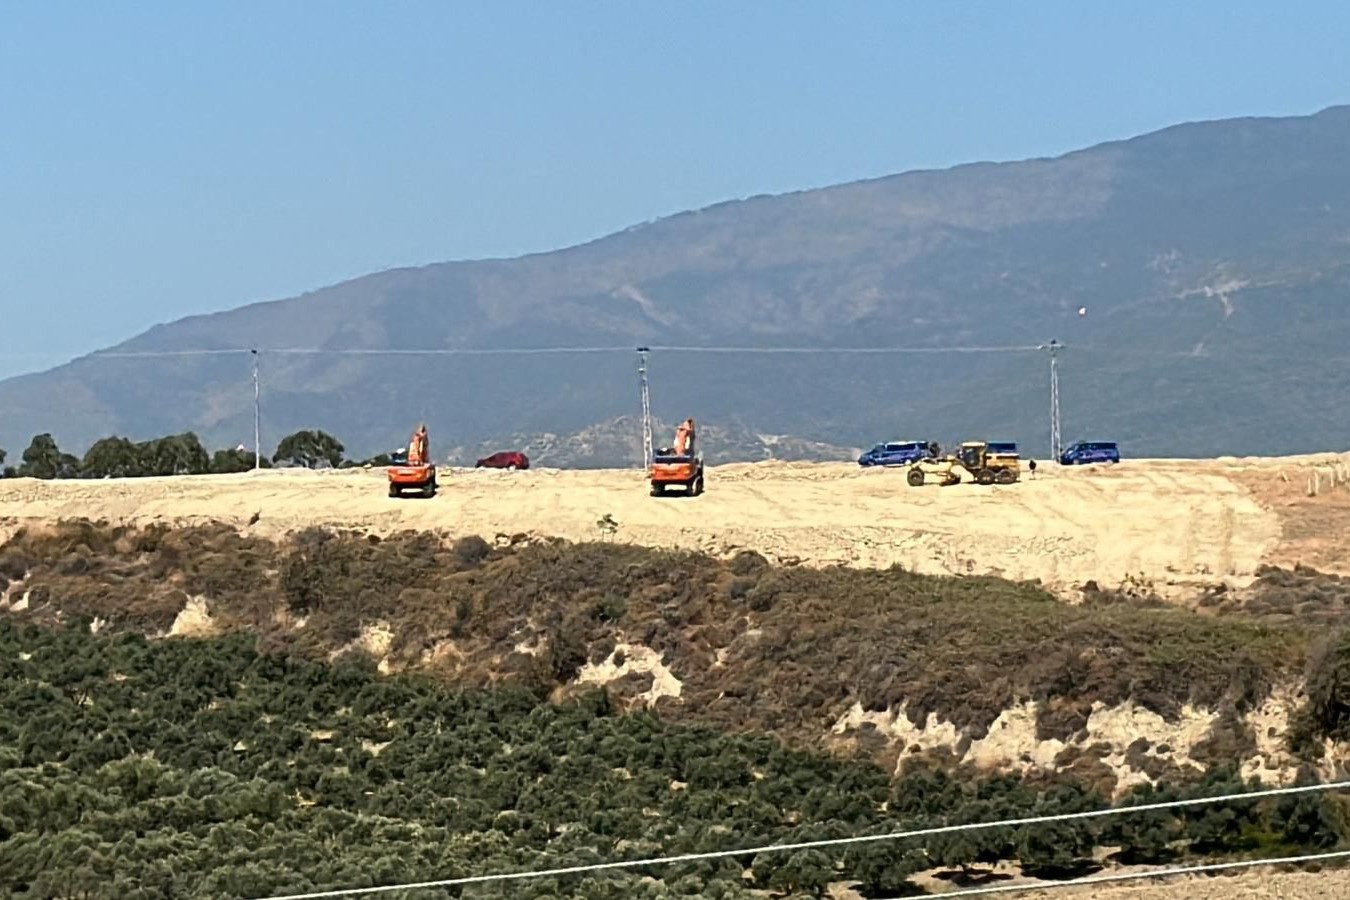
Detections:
[4, 105, 1350, 458]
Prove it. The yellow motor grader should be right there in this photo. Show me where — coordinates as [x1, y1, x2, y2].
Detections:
[906, 441, 1020, 487]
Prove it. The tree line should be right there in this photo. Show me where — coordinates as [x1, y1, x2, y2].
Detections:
[0, 429, 390, 480]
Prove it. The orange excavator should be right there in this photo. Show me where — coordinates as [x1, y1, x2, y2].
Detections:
[388, 423, 438, 498]
[649, 417, 704, 497]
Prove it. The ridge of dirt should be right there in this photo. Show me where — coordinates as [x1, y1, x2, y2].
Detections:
[2, 453, 1346, 597]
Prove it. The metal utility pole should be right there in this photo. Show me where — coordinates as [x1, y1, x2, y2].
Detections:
[637, 347, 653, 469]
[251, 349, 261, 470]
[1038, 340, 1063, 461]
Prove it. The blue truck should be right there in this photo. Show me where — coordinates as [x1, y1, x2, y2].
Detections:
[1059, 440, 1121, 465]
[858, 440, 938, 467]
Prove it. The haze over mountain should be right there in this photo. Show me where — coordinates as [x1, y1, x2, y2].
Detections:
[4, 104, 1350, 462]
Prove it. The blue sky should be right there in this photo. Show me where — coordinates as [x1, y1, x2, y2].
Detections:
[2, 1, 1347, 380]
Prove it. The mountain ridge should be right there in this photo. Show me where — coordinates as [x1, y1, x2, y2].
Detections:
[4, 103, 1350, 458]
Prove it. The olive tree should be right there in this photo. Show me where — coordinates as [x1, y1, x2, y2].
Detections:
[18, 433, 79, 479]
[273, 429, 346, 469]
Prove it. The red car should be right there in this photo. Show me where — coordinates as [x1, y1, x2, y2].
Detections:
[476, 451, 529, 470]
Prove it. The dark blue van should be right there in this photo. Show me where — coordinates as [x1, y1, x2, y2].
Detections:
[858, 440, 936, 467]
[1059, 440, 1120, 465]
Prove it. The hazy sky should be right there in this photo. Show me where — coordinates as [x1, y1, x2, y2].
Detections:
[3, 2, 1348, 380]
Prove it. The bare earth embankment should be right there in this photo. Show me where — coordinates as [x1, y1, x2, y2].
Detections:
[3, 452, 1348, 594]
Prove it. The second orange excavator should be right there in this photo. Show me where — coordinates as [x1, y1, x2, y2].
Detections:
[388, 423, 438, 498]
[649, 417, 704, 497]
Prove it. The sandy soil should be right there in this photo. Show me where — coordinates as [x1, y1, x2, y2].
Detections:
[841, 861, 1350, 898]
[2, 452, 1348, 593]
[1014, 865, 1350, 898]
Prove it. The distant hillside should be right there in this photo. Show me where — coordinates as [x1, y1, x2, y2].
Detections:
[4, 105, 1350, 458]
[442, 416, 860, 469]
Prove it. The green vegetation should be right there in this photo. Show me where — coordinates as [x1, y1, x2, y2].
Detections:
[16, 432, 79, 479]
[1206, 564, 1350, 630]
[2, 618, 1346, 899]
[0, 429, 394, 480]
[272, 428, 346, 469]
[0, 522, 1308, 775]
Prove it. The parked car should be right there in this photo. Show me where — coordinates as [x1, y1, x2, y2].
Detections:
[986, 441, 1018, 456]
[857, 440, 938, 467]
[476, 450, 530, 470]
[1059, 440, 1120, 465]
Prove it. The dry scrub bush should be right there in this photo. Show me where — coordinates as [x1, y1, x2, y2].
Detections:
[1290, 629, 1350, 752]
[452, 535, 492, 568]
[0, 520, 1315, 769]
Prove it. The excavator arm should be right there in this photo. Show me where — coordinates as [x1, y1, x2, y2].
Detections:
[674, 418, 696, 456]
[407, 424, 429, 466]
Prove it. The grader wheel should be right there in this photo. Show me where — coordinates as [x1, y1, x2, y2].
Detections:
[976, 468, 995, 485]
[907, 467, 925, 487]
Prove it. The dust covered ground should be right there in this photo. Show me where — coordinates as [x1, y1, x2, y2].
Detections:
[2, 452, 1348, 594]
[1017, 865, 1350, 898]
[838, 864, 1350, 899]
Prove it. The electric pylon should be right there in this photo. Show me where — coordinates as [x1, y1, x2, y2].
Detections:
[1040, 339, 1063, 461]
[251, 349, 261, 470]
[637, 347, 653, 468]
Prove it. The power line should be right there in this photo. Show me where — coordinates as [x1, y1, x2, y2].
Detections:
[251, 346, 640, 356]
[4, 343, 1350, 361]
[250, 778, 1350, 900]
[84, 349, 254, 358]
[642, 344, 1047, 354]
[68, 344, 1048, 360]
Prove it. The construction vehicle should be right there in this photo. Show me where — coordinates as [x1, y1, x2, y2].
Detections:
[387, 423, 438, 498]
[649, 417, 704, 497]
[857, 440, 940, 467]
[906, 441, 1021, 487]
[1059, 440, 1121, 465]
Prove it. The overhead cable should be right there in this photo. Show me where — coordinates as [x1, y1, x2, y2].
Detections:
[250, 778, 1350, 899]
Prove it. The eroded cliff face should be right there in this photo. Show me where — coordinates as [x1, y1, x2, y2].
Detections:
[5, 516, 1348, 801]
